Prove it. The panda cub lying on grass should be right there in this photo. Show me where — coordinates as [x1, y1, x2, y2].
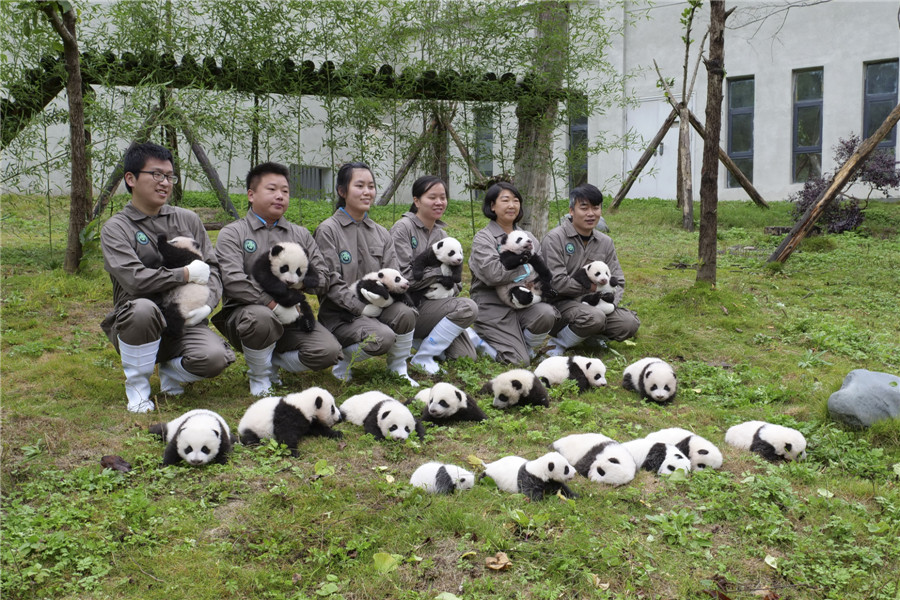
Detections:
[725, 421, 807, 462]
[149, 409, 236, 467]
[410, 462, 476, 494]
[481, 452, 577, 501]
[534, 356, 607, 392]
[480, 369, 550, 409]
[415, 382, 487, 424]
[622, 357, 677, 404]
[551, 433, 636, 486]
[238, 387, 343, 456]
[340, 391, 425, 441]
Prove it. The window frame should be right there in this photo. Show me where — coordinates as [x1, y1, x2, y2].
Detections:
[726, 76, 754, 188]
[863, 59, 899, 150]
[792, 67, 824, 183]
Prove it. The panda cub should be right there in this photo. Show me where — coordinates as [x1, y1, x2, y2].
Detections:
[551, 433, 636, 486]
[238, 387, 343, 456]
[534, 355, 607, 392]
[494, 231, 555, 309]
[481, 452, 577, 501]
[415, 382, 487, 423]
[645, 427, 723, 470]
[251, 242, 318, 332]
[351, 269, 413, 318]
[157, 234, 210, 337]
[622, 439, 692, 476]
[622, 357, 677, 404]
[410, 462, 476, 494]
[149, 409, 236, 467]
[410, 237, 464, 305]
[572, 260, 618, 315]
[725, 420, 807, 462]
[339, 391, 425, 441]
[480, 368, 550, 409]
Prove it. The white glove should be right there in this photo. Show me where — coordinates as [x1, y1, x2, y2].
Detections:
[272, 303, 300, 325]
[361, 303, 383, 318]
[184, 304, 212, 326]
[185, 260, 210, 285]
[359, 286, 391, 308]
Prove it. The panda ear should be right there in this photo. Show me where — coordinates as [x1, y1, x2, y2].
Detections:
[585, 361, 592, 369]
[377, 271, 385, 278]
[213, 429, 221, 438]
[315, 396, 323, 409]
[381, 410, 391, 419]
[499, 234, 508, 244]
[436, 240, 444, 249]
[784, 443, 792, 451]
[511, 379, 523, 390]
[271, 244, 285, 256]
[455, 391, 462, 400]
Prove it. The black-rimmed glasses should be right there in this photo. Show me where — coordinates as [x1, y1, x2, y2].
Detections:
[137, 170, 179, 184]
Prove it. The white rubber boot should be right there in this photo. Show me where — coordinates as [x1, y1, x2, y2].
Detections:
[119, 338, 159, 413]
[466, 327, 498, 360]
[332, 344, 373, 382]
[523, 329, 550, 361]
[243, 343, 276, 396]
[411, 318, 464, 375]
[545, 325, 588, 357]
[158, 357, 204, 395]
[273, 350, 311, 374]
[387, 331, 419, 387]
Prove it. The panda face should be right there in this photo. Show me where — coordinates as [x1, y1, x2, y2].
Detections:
[268, 243, 309, 287]
[643, 364, 676, 403]
[448, 465, 476, 490]
[286, 388, 342, 426]
[375, 268, 409, 292]
[583, 261, 611, 286]
[689, 438, 724, 470]
[433, 238, 464, 266]
[766, 425, 808, 462]
[490, 369, 534, 408]
[499, 232, 533, 254]
[168, 236, 202, 257]
[588, 445, 637, 486]
[426, 383, 465, 418]
[528, 452, 575, 483]
[575, 357, 607, 387]
[176, 423, 222, 466]
[377, 401, 416, 440]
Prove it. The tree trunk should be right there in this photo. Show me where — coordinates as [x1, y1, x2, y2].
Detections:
[41, 4, 91, 274]
[697, 1, 727, 284]
[677, 104, 694, 230]
[517, 2, 568, 241]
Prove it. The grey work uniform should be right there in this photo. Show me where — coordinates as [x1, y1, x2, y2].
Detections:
[100, 203, 235, 376]
[212, 211, 341, 371]
[314, 209, 417, 354]
[468, 220, 559, 365]
[541, 219, 640, 341]
[390, 212, 477, 360]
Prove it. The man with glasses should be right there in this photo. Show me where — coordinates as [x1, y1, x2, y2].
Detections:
[100, 142, 234, 412]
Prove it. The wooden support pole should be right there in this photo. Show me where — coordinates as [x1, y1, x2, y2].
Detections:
[176, 114, 239, 219]
[768, 101, 900, 264]
[611, 107, 677, 209]
[442, 115, 488, 187]
[377, 118, 438, 206]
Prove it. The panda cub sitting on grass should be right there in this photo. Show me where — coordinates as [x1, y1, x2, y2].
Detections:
[149, 409, 236, 467]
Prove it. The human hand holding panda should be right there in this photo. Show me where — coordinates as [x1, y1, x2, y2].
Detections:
[494, 232, 557, 309]
[251, 242, 318, 332]
[156, 234, 214, 336]
[410, 238, 464, 305]
[351, 268, 413, 318]
[573, 260, 619, 315]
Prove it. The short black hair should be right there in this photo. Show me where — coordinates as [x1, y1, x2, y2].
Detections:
[246, 161, 290, 192]
[482, 182, 524, 224]
[409, 175, 447, 213]
[123, 142, 174, 193]
[569, 183, 603, 209]
[335, 161, 374, 209]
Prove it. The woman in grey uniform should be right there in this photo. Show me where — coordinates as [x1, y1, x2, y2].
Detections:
[390, 175, 477, 374]
[468, 182, 559, 365]
[314, 162, 419, 386]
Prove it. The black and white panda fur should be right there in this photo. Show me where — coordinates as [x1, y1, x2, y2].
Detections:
[351, 268, 413, 317]
[551, 433, 636, 486]
[339, 391, 425, 441]
[410, 237, 464, 305]
[572, 260, 618, 315]
[725, 420, 807, 462]
[480, 368, 550, 409]
[148, 408, 236, 466]
[237, 387, 343, 456]
[622, 357, 677, 404]
[415, 382, 487, 423]
[157, 235, 210, 337]
[534, 356, 607, 392]
[410, 462, 476, 494]
[494, 231, 555, 310]
[645, 427, 723, 470]
[621, 438, 692, 476]
[251, 242, 318, 332]
[481, 452, 577, 501]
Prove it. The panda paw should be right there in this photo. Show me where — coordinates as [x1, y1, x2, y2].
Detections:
[297, 313, 316, 333]
[361, 303, 383, 318]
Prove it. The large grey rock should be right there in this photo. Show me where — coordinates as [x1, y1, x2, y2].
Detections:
[827, 369, 900, 428]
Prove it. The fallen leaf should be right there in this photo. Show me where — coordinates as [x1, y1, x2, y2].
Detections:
[100, 455, 131, 473]
[590, 574, 609, 589]
[485, 551, 511, 570]
[467, 454, 485, 468]
[764, 554, 779, 570]
[373, 552, 399, 573]
[291, 573, 302, 585]
[721, 306, 729, 315]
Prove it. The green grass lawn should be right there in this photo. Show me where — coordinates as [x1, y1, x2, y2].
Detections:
[2, 192, 899, 600]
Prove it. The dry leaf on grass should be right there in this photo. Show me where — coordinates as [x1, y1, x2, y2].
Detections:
[485, 552, 511, 570]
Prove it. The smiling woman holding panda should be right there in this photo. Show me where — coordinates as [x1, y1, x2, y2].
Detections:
[313, 162, 419, 386]
[389, 175, 478, 375]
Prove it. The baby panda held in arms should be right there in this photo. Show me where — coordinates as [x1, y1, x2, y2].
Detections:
[481, 368, 550, 409]
[339, 391, 425, 441]
[551, 433, 636, 486]
[494, 231, 555, 309]
[351, 268, 413, 317]
[156, 234, 211, 337]
[622, 357, 677, 404]
[534, 355, 607, 392]
[238, 387, 343, 456]
[572, 260, 618, 315]
[410, 237, 464, 304]
[482, 452, 576, 501]
[725, 420, 807, 462]
[149, 409, 236, 466]
[251, 242, 318, 331]
[410, 462, 476, 494]
[415, 382, 487, 423]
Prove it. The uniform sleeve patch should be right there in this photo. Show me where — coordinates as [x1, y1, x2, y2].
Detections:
[339, 250, 352, 264]
[565, 242, 576, 255]
[243, 239, 258, 253]
[411, 235, 418, 249]
[136, 231, 150, 245]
